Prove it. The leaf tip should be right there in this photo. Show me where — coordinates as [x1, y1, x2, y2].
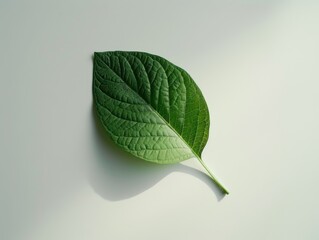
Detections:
[94, 51, 102, 57]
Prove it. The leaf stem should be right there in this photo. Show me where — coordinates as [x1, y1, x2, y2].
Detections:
[197, 158, 229, 195]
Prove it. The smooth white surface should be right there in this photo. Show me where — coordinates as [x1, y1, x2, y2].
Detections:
[1, 1, 319, 239]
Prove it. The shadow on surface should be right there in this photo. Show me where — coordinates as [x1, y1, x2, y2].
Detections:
[88, 104, 225, 201]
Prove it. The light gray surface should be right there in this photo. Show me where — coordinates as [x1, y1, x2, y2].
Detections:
[1, 1, 319, 239]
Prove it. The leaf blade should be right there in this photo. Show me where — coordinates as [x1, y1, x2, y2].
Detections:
[93, 51, 209, 162]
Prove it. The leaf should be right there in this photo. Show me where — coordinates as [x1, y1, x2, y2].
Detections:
[93, 51, 228, 194]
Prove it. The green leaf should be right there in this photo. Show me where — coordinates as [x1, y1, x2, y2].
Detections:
[93, 51, 228, 194]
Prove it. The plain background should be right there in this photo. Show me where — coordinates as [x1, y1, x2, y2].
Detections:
[1, 0, 319, 239]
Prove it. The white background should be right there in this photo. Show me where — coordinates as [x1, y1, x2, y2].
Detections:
[1, 1, 319, 239]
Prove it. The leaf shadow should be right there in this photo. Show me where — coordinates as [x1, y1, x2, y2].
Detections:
[88, 103, 225, 201]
